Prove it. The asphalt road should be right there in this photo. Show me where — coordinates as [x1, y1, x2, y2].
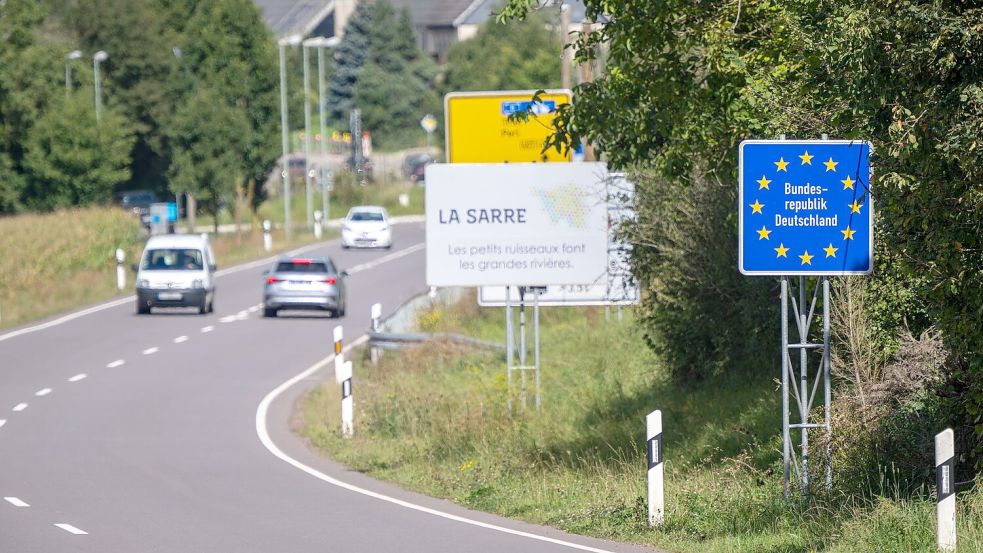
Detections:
[0, 222, 657, 553]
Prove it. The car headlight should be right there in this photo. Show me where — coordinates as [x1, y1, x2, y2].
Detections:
[191, 279, 204, 289]
[137, 279, 150, 288]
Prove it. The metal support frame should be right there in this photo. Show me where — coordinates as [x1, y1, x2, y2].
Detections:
[505, 286, 542, 413]
[781, 276, 832, 498]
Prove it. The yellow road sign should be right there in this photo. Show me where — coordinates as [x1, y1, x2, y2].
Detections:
[444, 90, 573, 163]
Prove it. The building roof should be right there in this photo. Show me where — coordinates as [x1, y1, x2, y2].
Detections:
[387, 0, 477, 27]
[255, 0, 335, 37]
[456, 0, 593, 26]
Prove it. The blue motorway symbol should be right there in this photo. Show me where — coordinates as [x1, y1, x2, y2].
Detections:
[739, 140, 873, 275]
[500, 100, 557, 116]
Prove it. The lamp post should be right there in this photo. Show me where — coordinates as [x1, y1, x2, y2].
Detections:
[278, 34, 302, 237]
[316, 37, 339, 222]
[65, 50, 82, 94]
[93, 50, 108, 122]
[302, 38, 317, 230]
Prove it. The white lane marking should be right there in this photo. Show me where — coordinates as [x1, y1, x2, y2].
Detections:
[13, 403, 28, 412]
[68, 374, 87, 382]
[0, 222, 424, 344]
[247, 305, 260, 313]
[35, 388, 52, 397]
[236, 310, 249, 320]
[256, 338, 613, 550]
[54, 523, 87, 535]
[142, 347, 159, 355]
[0, 419, 6, 428]
[107, 360, 125, 368]
[346, 242, 425, 274]
[173, 335, 188, 344]
[201, 325, 215, 333]
[4, 497, 29, 507]
[219, 316, 236, 323]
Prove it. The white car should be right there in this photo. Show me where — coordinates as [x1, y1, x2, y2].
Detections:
[134, 234, 216, 314]
[341, 206, 392, 249]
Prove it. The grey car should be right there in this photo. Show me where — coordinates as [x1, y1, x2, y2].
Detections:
[262, 256, 347, 318]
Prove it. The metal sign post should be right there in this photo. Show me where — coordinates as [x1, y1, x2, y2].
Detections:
[739, 139, 872, 498]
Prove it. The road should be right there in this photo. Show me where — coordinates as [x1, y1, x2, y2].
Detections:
[0, 222, 656, 553]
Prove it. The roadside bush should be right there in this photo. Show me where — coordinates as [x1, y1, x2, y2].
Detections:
[626, 164, 775, 383]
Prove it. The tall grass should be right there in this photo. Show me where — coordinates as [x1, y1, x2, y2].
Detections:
[301, 293, 983, 552]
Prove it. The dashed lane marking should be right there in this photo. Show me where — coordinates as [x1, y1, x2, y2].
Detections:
[142, 347, 159, 355]
[35, 388, 51, 397]
[174, 336, 188, 344]
[4, 497, 29, 507]
[201, 325, 215, 333]
[54, 523, 87, 535]
[68, 374, 87, 382]
[106, 360, 125, 368]
[12, 403, 27, 412]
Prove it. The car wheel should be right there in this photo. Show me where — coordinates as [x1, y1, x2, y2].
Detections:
[198, 298, 208, 315]
[137, 302, 151, 315]
[207, 299, 215, 313]
[263, 307, 278, 318]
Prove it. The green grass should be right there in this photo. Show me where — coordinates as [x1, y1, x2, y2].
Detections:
[300, 293, 983, 552]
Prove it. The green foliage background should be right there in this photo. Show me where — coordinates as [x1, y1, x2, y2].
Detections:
[499, 0, 982, 470]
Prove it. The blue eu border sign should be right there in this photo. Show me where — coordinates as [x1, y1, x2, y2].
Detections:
[739, 140, 873, 275]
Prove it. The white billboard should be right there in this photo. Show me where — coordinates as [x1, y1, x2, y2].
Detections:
[478, 174, 639, 306]
[425, 163, 609, 286]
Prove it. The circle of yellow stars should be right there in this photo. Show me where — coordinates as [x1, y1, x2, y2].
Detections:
[749, 149, 865, 265]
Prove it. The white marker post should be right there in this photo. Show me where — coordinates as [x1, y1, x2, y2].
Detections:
[333, 325, 344, 383]
[262, 219, 273, 252]
[647, 409, 664, 526]
[115, 248, 126, 290]
[936, 428, 956, 551]
[370, 302, 382, 365]
[371, 302, 382, 331]
[340, 360, 353, 437]
[313, 210, 323, 239]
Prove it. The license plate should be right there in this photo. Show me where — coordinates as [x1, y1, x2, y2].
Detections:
[158, 292, 182, 300]
[283, 281, 314, 290]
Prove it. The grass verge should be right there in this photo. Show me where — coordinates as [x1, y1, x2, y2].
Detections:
[300, 292, 983, 552]
[0, 205, 334, 330]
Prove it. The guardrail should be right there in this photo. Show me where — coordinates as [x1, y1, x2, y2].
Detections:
[367, 330, 503, 352]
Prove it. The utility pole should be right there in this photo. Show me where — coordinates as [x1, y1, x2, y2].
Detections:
[302, 39, 315, 230]
[560, 3, 572, 90]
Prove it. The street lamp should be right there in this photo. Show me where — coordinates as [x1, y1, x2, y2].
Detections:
[65, 50, 82, 94]
[302, 37, 318, 230]
[93, 50, 108, 122]
[315, 37, 339, 222]
[278, 34, 302, 237]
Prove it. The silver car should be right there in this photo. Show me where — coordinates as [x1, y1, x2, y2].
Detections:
[262, 256, 347, 318]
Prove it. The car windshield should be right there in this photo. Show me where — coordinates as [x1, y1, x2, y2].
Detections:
[142, 248, 203, 271]
[275, 260, 332, 273]
[349, 211, 384, 222]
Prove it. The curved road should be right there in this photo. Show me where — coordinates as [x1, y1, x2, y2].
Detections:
[0, 222, 656, 553]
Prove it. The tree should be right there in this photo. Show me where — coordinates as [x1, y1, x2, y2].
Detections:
[0, 0, 61, 212]
[167, 87, 250, 228]
[499, 0, 983, 468]
[70, 0, 179, 193]
[21, 91, 134, 210]
[175, 0, 280, 208]
[327, 2, 372, 122]
[443, 13, 561, 93]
